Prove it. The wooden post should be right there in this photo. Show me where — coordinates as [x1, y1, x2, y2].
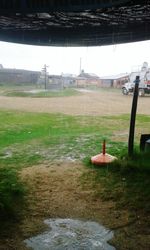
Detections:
[128, 75, 140, 157]
[44, 64, 47, 90]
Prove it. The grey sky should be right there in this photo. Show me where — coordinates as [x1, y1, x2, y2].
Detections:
[0, 40, 150, 76]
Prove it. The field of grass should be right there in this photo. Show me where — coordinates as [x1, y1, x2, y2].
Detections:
[0, 110, 131, 168]
[0, 109, 150, 170]
[0, 87, 80, 98]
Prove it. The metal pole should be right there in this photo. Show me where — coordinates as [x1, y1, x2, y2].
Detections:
[128, 75, 140, 157]
[79, 57, 82, 74]
[44, 64, 47, 90]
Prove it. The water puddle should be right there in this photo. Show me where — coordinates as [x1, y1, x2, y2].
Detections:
[24, 218, 115, 250]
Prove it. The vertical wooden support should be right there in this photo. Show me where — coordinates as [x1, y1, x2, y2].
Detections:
[128, 75, 140, 157]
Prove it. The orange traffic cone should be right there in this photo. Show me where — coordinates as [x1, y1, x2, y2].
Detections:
[91, 140, 117, 166]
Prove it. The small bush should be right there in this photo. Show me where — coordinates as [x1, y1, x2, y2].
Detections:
[0, 167, 25, 218]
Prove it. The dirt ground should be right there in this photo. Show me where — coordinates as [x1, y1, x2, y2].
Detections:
[1, 162, 149, 250]
[0, 89, 150, 115]
[0, 90, 150, 249]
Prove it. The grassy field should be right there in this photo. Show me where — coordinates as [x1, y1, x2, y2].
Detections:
[0, 87, 80, 98]
[0, 110, 135, 169]
[0, 109, 150, 249]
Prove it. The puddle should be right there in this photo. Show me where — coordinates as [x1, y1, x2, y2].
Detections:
[24, 218, 115, 250]
[76, 88, 96, 93]
[0, 151, 12, 159]
[24, 90, 48, 94]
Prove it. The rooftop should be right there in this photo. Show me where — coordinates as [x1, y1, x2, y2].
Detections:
[100, 73, 129, 80]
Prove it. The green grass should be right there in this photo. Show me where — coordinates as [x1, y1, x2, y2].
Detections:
[0, 110, 131, 168]
[0, 110, 150, 167]
[1, 88, 80, 98]
[0, 110, 150, 217]
[82, 151, 150, 213]
[0, 167, 25, 218]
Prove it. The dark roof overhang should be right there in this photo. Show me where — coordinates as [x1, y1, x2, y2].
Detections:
[0, 1, 150, 46]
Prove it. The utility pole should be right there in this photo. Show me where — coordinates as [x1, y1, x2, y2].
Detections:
[42, 64, 49, 90]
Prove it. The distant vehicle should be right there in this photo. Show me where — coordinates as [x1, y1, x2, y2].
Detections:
[122, 62, 150, 96]
[122, 81, 150, 96]
[122, 82, 134, 95]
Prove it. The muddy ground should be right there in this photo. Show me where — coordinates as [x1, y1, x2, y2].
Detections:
[0, 89, 150, 116]
[0, 89, 150, 249]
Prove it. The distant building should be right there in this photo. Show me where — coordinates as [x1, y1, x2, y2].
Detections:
[0, 66, 40, 85]
[100, 73, 129, 88]
[45, 74, 76, 90]
[76, 70, 101, 87]
[101, 62, 150, 88]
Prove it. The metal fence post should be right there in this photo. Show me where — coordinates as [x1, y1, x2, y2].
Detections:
[128, 75, 140, 157]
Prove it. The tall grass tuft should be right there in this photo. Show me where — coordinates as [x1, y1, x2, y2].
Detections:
[0, 167, 25, 219]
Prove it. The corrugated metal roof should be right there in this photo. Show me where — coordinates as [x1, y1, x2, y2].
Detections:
[78, 72, 100, 79]
[0, 1, 150, 46]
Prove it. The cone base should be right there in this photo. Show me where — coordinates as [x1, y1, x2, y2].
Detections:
[91, 153, 117, 165]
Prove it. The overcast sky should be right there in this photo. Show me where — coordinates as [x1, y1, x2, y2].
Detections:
[1, 40, 150, 77]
